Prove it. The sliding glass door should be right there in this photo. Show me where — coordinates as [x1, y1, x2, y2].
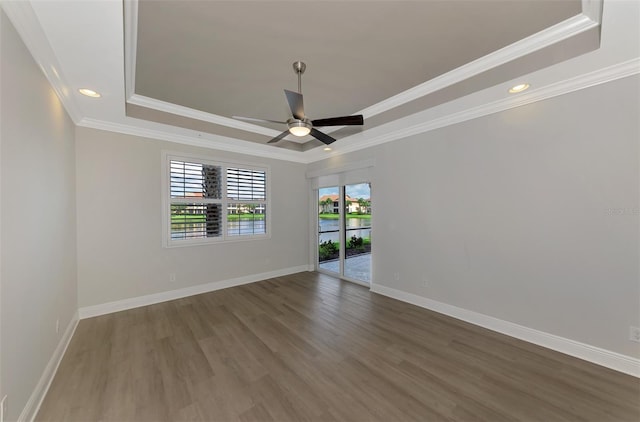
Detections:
[317, 183, 371, 284]
[344, 183, 371, 283]
[318, 186, 341, 275]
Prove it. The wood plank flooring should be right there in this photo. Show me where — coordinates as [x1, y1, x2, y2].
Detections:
[37, 272, 640, 421]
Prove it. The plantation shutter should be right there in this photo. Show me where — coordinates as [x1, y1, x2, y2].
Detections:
[226, 167, 267, 237]
[226, 168, 266, 200]
[166, 156, 269, 244]
[169, 161, 223, 239]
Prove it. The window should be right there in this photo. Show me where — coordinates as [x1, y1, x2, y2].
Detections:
[163, 153, 269, 246]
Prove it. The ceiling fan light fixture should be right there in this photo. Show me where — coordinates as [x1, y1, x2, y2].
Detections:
[288, 119, 311, 137]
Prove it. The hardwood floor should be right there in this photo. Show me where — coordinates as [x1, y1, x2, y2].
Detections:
[37, 272, 639, 421]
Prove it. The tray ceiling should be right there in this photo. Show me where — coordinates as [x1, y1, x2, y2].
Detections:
[5, 0, 639, 162]
[129, 0, 589, 150]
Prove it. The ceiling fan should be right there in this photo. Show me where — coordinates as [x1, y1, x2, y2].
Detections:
[233, 61, 364, 145]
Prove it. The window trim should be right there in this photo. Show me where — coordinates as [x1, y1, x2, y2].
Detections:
[162, 150, 271, 248]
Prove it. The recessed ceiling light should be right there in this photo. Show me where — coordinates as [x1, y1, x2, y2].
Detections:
[78, 88, 101, 98]
[509, 83, 530, 94]
[323, 147, 332, 151]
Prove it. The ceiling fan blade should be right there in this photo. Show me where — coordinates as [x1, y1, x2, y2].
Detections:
[267, 130, 290, 144]
[284, 89, 305, 119]
[232, 116, 287, 125]
[312, 115, 364, 127]
[310, 128, 336, 145]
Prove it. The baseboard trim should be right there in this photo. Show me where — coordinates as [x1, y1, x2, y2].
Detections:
[370, 284, 640, 378]
[78, 265, 312, 319]
[18, 311, 79, 422]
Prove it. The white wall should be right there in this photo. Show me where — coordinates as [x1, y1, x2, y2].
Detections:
[308, 75, 640, 359]
[75, 127, 309, 308]
[1, 10, 78, 421]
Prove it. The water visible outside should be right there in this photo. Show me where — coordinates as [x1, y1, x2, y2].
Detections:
[171, 218, 266, 239]
[227, 219, 266, 236]
[318, 218, 371, 243]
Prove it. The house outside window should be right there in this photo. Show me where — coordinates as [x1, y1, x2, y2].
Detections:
[318, 194, 369, 215]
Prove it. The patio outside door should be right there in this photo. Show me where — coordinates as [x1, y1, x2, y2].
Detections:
[317, 183, 371, 284]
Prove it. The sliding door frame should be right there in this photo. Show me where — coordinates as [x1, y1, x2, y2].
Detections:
[307, 159, 375, 287]
[315, 182, 371, 287]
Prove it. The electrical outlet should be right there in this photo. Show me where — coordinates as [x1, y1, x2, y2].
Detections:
[1, 395, 8, 422]
[423, 279, 429, 287]
[169, 273, 176, 283]
[393, 272, 400, 281]
[630, 326, 640, 343]
[56, 318, 59, 334]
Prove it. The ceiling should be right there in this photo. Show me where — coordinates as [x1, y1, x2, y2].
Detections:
[133, 1, 580, 123]
[3, 0, 639, 162]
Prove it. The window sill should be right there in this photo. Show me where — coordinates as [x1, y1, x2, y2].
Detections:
[164, 233, 271, 248]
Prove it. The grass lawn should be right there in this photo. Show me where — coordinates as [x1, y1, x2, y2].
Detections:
[227, 214, 265, 221]
[318, 213, 371, 220]
[171, 214, 205, 222]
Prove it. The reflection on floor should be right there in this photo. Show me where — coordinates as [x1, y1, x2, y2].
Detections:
[319, 253, 371, 283]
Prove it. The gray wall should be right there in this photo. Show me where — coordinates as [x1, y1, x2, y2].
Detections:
[308, 75, 640, 358]
[1, 5, 638, 417]
[75, 127, 309, 308]
[1, 10, 78, 421]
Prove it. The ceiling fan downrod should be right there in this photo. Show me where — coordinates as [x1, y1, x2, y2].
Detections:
[293, 61, 306, 94]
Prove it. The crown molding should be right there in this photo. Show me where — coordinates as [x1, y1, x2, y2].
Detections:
[81, 58, 640, 165]
[1, 1, 83, 124]
[358, 12, 599, 120]
[128, 94, 283, 138]
[123, 0, 285, 140]
[122, 1, 601, 138]
[77, 117, 308, 163]
[122, 0, 285, 141]
[8, 0, 629, 167]
[329, 58, 640, 159]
